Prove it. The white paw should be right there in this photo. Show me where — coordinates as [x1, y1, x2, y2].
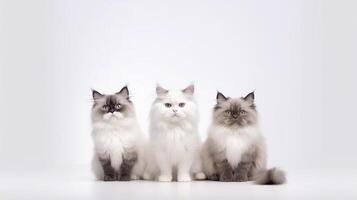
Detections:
[177, 174, 192, 182]
[158, 175, 172, 182]
[194, 172, 206, 180]
[130, 174, 139, 180]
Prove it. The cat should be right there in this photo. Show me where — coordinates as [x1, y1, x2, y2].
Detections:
[144, 84, 205, 182]
[91, 86, 146, 181]
[201, 91, 286, 184]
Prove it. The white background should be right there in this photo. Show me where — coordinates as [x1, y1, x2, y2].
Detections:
[1, 0, 357, 199]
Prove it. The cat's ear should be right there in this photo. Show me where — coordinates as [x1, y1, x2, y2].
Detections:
[92, 89, 104, 100]
[216, 91, 228, 103]
[117, 86, 129, 98]
[182, 84, 194, 96]
[156, 85, 168, 96]
[243, 91, 255, 104]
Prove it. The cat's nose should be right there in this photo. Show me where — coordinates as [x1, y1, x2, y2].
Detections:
[173, 109, 178, 113]
[232, 114, 238, 119]
[109, 109, 115, 113]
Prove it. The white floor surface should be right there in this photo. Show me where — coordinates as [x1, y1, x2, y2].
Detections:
[0, 167, 356, 200]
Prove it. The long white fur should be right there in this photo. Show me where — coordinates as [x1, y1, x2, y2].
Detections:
[91, 105, 146, 180]
[144, 86, 204, 182]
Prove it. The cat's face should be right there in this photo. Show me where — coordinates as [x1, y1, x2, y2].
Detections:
[91, 86, 135, 122]
[151, 84, 198, 123]
[213, 91, 258, 127]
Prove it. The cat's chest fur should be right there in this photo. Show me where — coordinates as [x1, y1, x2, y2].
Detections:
[225, 134, 252, 167]
[153, 126, 198, 164]
[92, 121, 137, 170]
[157, 128, 193, 149]
[212, 126, 260, 167]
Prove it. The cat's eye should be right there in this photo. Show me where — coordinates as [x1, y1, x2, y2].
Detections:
[225, 110, 231, 114]
[240, 110, 247, 114]
[165, 103, 172, 108]
[115, 104, 121, 109]
[179, 102, 185, 107]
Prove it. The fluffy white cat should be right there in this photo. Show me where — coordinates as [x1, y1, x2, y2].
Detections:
[144, 84, 205, 182]
[91, 86, 146, 181]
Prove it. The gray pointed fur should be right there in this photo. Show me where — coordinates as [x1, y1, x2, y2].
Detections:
[201, 92, 286, 185]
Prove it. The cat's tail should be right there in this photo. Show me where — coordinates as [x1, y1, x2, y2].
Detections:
[253, 167, 286, 185]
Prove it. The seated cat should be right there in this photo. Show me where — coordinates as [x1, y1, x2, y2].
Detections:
[91, 86, 145, 181]
[201, 91, 286, 184]
[144, 84, 205, 182]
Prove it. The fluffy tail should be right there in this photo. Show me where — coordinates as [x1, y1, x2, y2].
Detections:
[254, 168, 286, 185]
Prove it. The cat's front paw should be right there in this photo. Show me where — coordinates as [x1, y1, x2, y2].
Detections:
[103, 174, 116, 181]
[177, 174, 192, 182]
[220, 171, 234, 182]
[194, 172, 206, 180]
[119, 173, 131, 181]
[234, 174, 249, 182]
[158, 175, 173, 182]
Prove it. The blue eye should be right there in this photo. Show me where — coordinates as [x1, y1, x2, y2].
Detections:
[165, 103, 172, 108]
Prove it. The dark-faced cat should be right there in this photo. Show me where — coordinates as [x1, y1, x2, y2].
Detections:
[91, 86, 145, 181]
[201, 91, 286, 184]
